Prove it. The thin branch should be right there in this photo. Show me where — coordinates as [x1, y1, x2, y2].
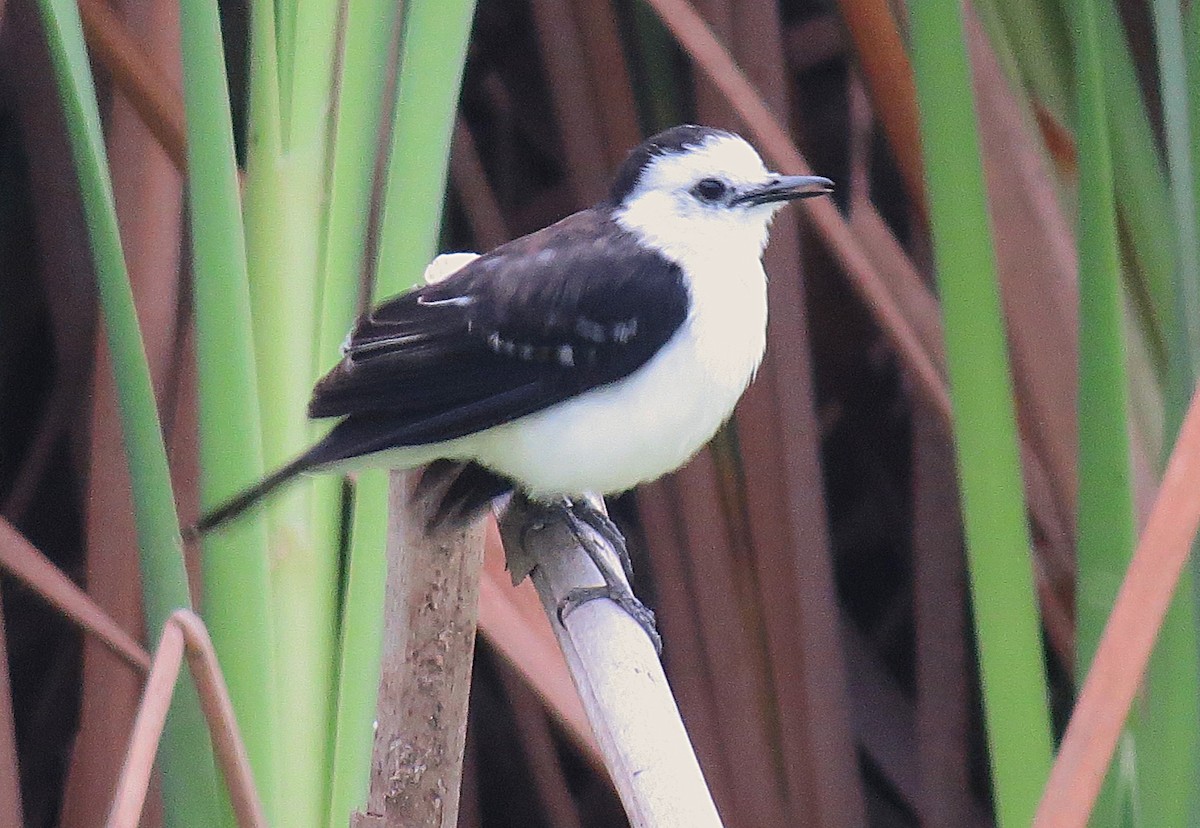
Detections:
[497, 497, 724, 828]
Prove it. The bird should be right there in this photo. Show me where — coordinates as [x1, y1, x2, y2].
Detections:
[193, 124, 832, 646]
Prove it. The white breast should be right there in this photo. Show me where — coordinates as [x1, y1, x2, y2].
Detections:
[470, 251, 768, 497]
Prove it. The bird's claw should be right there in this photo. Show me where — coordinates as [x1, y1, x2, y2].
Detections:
[558, 585, 663, 655]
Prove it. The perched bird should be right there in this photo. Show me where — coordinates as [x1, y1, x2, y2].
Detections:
[194, 125, 832, 644]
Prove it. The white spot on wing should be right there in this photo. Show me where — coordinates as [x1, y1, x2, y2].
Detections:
[576, 318, 607, 343]
[423, 251, 480, 284]
[417, 294, 473, 307]
[611, 319, 638, 343]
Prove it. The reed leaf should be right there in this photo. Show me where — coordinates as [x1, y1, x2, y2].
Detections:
[375, 0, 478, 295]
[908, 3, 1054, 824]
[241, 0, 340, 815]
[178, 0, 280, 819]
[35, 0, 220, 822]
[1071, 0, 1138, 821]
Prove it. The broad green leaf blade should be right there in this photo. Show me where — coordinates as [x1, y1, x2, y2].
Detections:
[326, 470, 388, 827]
[318, 0, 401, 820]
[316, 0, 402, 373]
[178, 0, 280, 819]
[35, 0, 221, 822]
[241, 0, 345, 816]
[1137, 3, 1200, 824]
[375, 0, 478, 295]
[908, 3, 1054, 825]
[325, 2, 476, 818]
[1071, 0, 1140, 820]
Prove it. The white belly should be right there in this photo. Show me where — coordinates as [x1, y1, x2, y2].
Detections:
[468, 260, 768, 496]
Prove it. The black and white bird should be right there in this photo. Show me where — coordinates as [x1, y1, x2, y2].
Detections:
[194, 125, 830, 639]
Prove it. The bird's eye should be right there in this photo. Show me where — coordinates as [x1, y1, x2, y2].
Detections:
[692, 178, 728, 203]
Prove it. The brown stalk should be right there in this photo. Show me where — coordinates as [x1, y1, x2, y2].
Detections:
[696, 0, 873, 820]
[666, 449, 790, 827]
[841, 620, 923, 814]
[1033, 384, 1200, 826]
[911, 404, 977, 827]
[7, 0, 99, 487]
[0, 598, 23, 828]
[105, 610, 267, 828]
[783, 14, 847, 71]
[844, 76, 943, 371]
[5, 7, 139, 822]
[353, 473, 484, 828]
[664, 2, 867, 823]
[1, 376, 78, 522]
[568, 0, 641, 163]
[76, 0, 187, 172]
[643, 0, 951, 426]
[736, 6, 868, 824]
[496, 661, 586, 828]
[833, 0, 927, 218]
[449, 118, 510, 251]
[65, 0, 188, 820]
[528, 0, 610, 205]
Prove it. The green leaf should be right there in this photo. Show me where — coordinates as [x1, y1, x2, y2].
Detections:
[908, 3, 1055, 824]
[35, 0, 221, 822]
[179, 0, 280, 819]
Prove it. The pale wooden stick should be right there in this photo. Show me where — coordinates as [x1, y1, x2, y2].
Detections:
[497, 496, 724, 828]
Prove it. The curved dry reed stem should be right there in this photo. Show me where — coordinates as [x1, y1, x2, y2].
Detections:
[105, 621, 183, 828]
[105, 609, 267, 828]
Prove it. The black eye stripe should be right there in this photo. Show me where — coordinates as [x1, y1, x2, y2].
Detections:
[692, 178, 728, 202]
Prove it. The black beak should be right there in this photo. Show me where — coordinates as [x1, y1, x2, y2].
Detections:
[734, 174, 834, 206]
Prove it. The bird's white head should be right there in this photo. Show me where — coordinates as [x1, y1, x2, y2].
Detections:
[607, 125, 832, 260]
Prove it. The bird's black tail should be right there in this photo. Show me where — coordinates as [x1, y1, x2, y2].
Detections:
[186, 451, 321, 539]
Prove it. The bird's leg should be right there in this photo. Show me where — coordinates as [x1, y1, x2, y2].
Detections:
[557, 498, 662, 655]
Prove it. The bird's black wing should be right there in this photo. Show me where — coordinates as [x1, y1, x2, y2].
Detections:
[306, 209, 689, 459]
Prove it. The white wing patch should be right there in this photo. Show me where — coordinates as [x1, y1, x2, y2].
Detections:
[423, 251, 480, 284]
[416, 294, 474, 307]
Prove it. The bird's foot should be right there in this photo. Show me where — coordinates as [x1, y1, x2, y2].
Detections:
[556, 496, 662, 655]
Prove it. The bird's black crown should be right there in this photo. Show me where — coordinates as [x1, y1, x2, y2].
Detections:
[606, 125, 738, 207]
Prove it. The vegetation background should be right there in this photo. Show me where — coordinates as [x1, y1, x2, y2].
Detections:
[0, 0, 1198, 825]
